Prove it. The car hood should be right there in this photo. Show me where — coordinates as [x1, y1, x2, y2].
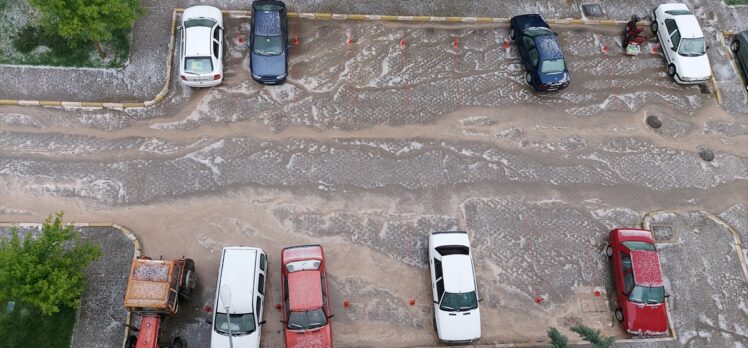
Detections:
[211, 331, 260, 348]
[285, 324, 332, 348]
[435, 307, 481, 341]
[625, 301, 668, 335]
[673, 54, 712, 79]
[251, 52, 286, 77]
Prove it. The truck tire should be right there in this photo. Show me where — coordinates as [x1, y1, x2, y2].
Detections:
[125, 335, 137, 348]
[179, 259, 196, 302]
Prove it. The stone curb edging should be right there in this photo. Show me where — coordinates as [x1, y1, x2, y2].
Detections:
[0, 222, 141, 348]
[0, 9, 642, 111]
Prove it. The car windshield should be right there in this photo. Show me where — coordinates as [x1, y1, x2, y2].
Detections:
[184, 57, 213, 74]
[287, 308, 327, 330]
[184, 18, 216, 28]
[214, 312, 256, 335]
[254, 35, 283, 56]
[678, 38, 706, 56]
[540, 59, 566, 74]
[629, 285, 665, 304]
[440, 291, 478, 312]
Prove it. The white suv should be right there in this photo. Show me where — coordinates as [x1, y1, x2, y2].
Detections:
[651, 3, 712, 84]
[428, 231, 481, 343]
[179, 6, 224, 87]
[210, 247, 267, 348]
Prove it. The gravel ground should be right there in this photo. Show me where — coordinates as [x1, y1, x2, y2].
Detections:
[0, 225, 133, 348]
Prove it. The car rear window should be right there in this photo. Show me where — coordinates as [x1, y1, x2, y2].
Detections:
[540, 58, 565, 74]
[184, 57, 213, 74]
[184, 18, 216, 28]
[623, 241, 656, 251]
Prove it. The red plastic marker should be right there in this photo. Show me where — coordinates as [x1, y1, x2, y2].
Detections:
[534, 296, 544, 304]
[453, 38, 459, 49]
[275, 303, 281, 310]
[409, 298, 416, 306]
[343, 300, 350, 309]
[203, 305, 213, 313]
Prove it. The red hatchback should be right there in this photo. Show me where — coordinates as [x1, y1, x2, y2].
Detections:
[606, 228, 669, 336]
[281, 244, 333, 348]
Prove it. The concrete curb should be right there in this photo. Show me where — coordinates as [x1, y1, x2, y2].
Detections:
[0, 222, 141, 348]
[1, 10, 641, 111]
[642, 210, 748, 282]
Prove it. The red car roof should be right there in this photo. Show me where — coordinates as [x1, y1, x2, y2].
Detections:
[630, 250, 664, 287]
[288, 270, 323, 311]
[283, 245, 323, 264]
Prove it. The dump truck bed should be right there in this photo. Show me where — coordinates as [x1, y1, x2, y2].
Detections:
[124, 258, 174, 309]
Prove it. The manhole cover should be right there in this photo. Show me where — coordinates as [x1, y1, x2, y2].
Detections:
[699, 147, 715, 162]
[581, 4, 605, 18]
[646, 115, 662, 129]
[651, 225, 674, 241]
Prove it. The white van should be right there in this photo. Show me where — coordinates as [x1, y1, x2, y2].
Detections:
[211, 247, 267, 347]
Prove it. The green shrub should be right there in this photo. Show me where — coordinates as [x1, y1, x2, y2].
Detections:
[13, 25, 44, 53]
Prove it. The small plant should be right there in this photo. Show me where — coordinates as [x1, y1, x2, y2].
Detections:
[570, 324, 615, 348]
[548, 327, 569, 348]
[0, 212, 101, 315]
[13, 25, 44, 53]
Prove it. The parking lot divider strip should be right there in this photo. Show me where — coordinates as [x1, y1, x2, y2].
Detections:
[2, 10, 649, 111]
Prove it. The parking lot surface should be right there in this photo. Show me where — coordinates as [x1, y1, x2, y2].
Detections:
[1, 1, 748, 347]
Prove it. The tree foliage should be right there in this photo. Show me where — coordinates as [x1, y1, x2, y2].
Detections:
[28, 0, 141, 54]
[0, 212, 101, 315]
[570, 324, 616, 348]
[548, 327, 569, 348]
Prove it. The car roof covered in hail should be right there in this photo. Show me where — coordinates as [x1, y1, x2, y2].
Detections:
[630, 250, 664, 287]
[442, 255, 476, 293]
[288, 271, 324, 311]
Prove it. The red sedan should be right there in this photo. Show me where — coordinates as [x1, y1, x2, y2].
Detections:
[280, 244, 333, 348]
[606, 228, 669, 336]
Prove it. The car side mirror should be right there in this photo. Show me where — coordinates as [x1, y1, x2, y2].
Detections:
[706, 45, 710, 50]
[554, 32, 559, 36]
[478, 298, 484, 302]
[327, 314, 335, 319]
[664, 294, 671, 298]
[280, 320, 286, 324]
[287, 44, 292, 49]
[205, 318, 213, 325]
[177, 26, 183, 30]
[259, 320, 267, 325]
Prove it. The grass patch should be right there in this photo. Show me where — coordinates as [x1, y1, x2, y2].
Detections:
[726, 0, 748, 4]
[0, 301, 77, 348]
[0, 0, 131, 68]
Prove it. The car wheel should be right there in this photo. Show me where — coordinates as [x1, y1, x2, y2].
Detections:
[615, 308, 624, 322]
[651, 21, 658, 35]
[667, 64, 676, 77]
[170, 336, 185, 348]
[125, 335, 137, 348]
[605, 245, 613, 257]
[731, 40, 740, 54]
[525, 72, 533, 85]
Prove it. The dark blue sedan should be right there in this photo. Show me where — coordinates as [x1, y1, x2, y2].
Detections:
[510, 14, 570, 92]
[250, 0, 288, 84]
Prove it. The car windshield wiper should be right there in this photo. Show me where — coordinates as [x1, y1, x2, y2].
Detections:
[183, 71, 198, 75]
[441, 305, 455, 310]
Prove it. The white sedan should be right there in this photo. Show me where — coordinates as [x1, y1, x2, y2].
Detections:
[428, 231, 481, 344]
[651, 3, 712, 84]
[179, 6, 224, 87]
